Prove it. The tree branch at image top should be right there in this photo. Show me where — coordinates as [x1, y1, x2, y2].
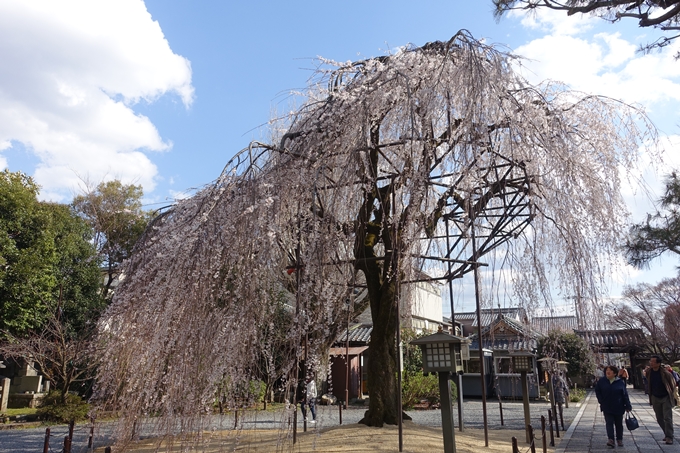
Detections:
[493, 0, 680, 55]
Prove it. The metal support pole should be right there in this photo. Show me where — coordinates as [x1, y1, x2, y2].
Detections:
[445, 217, 464, 432]
[339, 402, 343, 425]
[438, 371, 457, 453]
[548, 409, 555, 446]
[396, 309, 403, 453]
[457, 373, 464, 431]
[548, 374, 559, 438]
[345, 326, 350, 410]
[391, 189, 403, 453]
[498, 397, 504, 426]
[521, 371, 531, 443]
[471, 222, 489, 447]
[292, 202, 302, 445]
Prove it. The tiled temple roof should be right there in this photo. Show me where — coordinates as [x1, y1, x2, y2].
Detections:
[452, 307, 527, 327]
[575, 329, 645, 352]
[467, 314, 540, 352]
[531, 316, 577, 334]
[336, 325, 372, 344]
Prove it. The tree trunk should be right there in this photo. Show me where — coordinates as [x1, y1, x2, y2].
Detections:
[359, 279, 399, 426]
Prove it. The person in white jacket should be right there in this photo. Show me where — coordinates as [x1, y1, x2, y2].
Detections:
[300, 377, 317, 423]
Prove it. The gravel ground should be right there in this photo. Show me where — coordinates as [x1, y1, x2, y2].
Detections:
[0, 398, 581, 453]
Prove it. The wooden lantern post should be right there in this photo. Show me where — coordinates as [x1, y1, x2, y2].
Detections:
[511, 351, 536, 443]
[410, 328, 465, 453]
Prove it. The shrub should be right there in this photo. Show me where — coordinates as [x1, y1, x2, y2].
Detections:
[37, 391, 90, 423]
[248, 380, 267, 403]
[569, 388, 586, 403]
[401, 371, 456, 409]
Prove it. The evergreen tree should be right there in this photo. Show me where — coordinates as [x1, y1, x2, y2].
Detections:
[626, 172, 680, 268]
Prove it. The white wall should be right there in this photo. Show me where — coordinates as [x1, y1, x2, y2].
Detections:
[410, 280, 443, 324]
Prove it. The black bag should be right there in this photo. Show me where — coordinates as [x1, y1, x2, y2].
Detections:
[625, 412, 639, 431]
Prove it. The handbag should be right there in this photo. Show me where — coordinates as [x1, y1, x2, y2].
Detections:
[625, 412, 639, 431]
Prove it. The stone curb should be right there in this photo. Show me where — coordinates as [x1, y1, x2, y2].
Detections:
[554, 390, 593, 453]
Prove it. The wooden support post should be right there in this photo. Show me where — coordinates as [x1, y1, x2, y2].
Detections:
[498, 398, 504, 426]
[293, 407, 297, 444]
[521, 371, 531, 443]
[88, 423, 94, 448]
[438, 371, 457, 453]
[63, 436, 72, 453]
[548, 409, 555, 447]
[43, 427, 50, 453]
[68, 419, 75, 441]
[512, 436, 519, 453]
[541, 415, 547, 453]
[105, 447, 112, 453]
[457, 373, 464, 432]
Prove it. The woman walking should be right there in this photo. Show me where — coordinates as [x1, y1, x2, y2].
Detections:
[595, 365, 632, 448]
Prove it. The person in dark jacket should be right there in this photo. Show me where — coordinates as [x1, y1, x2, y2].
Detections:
[595, 365, 632, 448]
[644, 356, 677, 444]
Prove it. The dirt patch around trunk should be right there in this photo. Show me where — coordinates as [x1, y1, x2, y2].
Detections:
[96, 421, 555, 452]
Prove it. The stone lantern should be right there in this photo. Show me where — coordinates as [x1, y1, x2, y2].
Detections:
[411, 328, 465, 453]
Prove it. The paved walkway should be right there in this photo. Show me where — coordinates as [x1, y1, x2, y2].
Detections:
[557, 388, 680, 452]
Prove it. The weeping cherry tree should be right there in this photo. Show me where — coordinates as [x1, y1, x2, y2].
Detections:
[94, 31, 657, 439]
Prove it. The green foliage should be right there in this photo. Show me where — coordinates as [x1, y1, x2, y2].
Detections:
[0, 170, 103, 336]
[401, 371, 453, 409]
[401, 329, 459, 409]
[249, 380, 267, 402]
[46, 203, 105, 334]
[626, 172, 680, 268]
[72, 180, 152, 299]
[37, 391, 90, 423]
[0, 407, 38, 417]
[0, 171, 55, 334]
[569, 387, 586, 403]
[537, 331, 596, 379]
[401, 328, 424, 373]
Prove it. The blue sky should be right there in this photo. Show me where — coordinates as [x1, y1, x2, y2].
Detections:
[2, 1, 680, 312]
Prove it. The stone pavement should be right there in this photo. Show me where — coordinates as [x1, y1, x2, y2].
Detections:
[556, 388, 680, 452]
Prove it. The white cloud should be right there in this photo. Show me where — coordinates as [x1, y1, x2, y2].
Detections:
[0, 0, 193, 201]
[509, 7, 596, 37]
[512, 16, 680, 109]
